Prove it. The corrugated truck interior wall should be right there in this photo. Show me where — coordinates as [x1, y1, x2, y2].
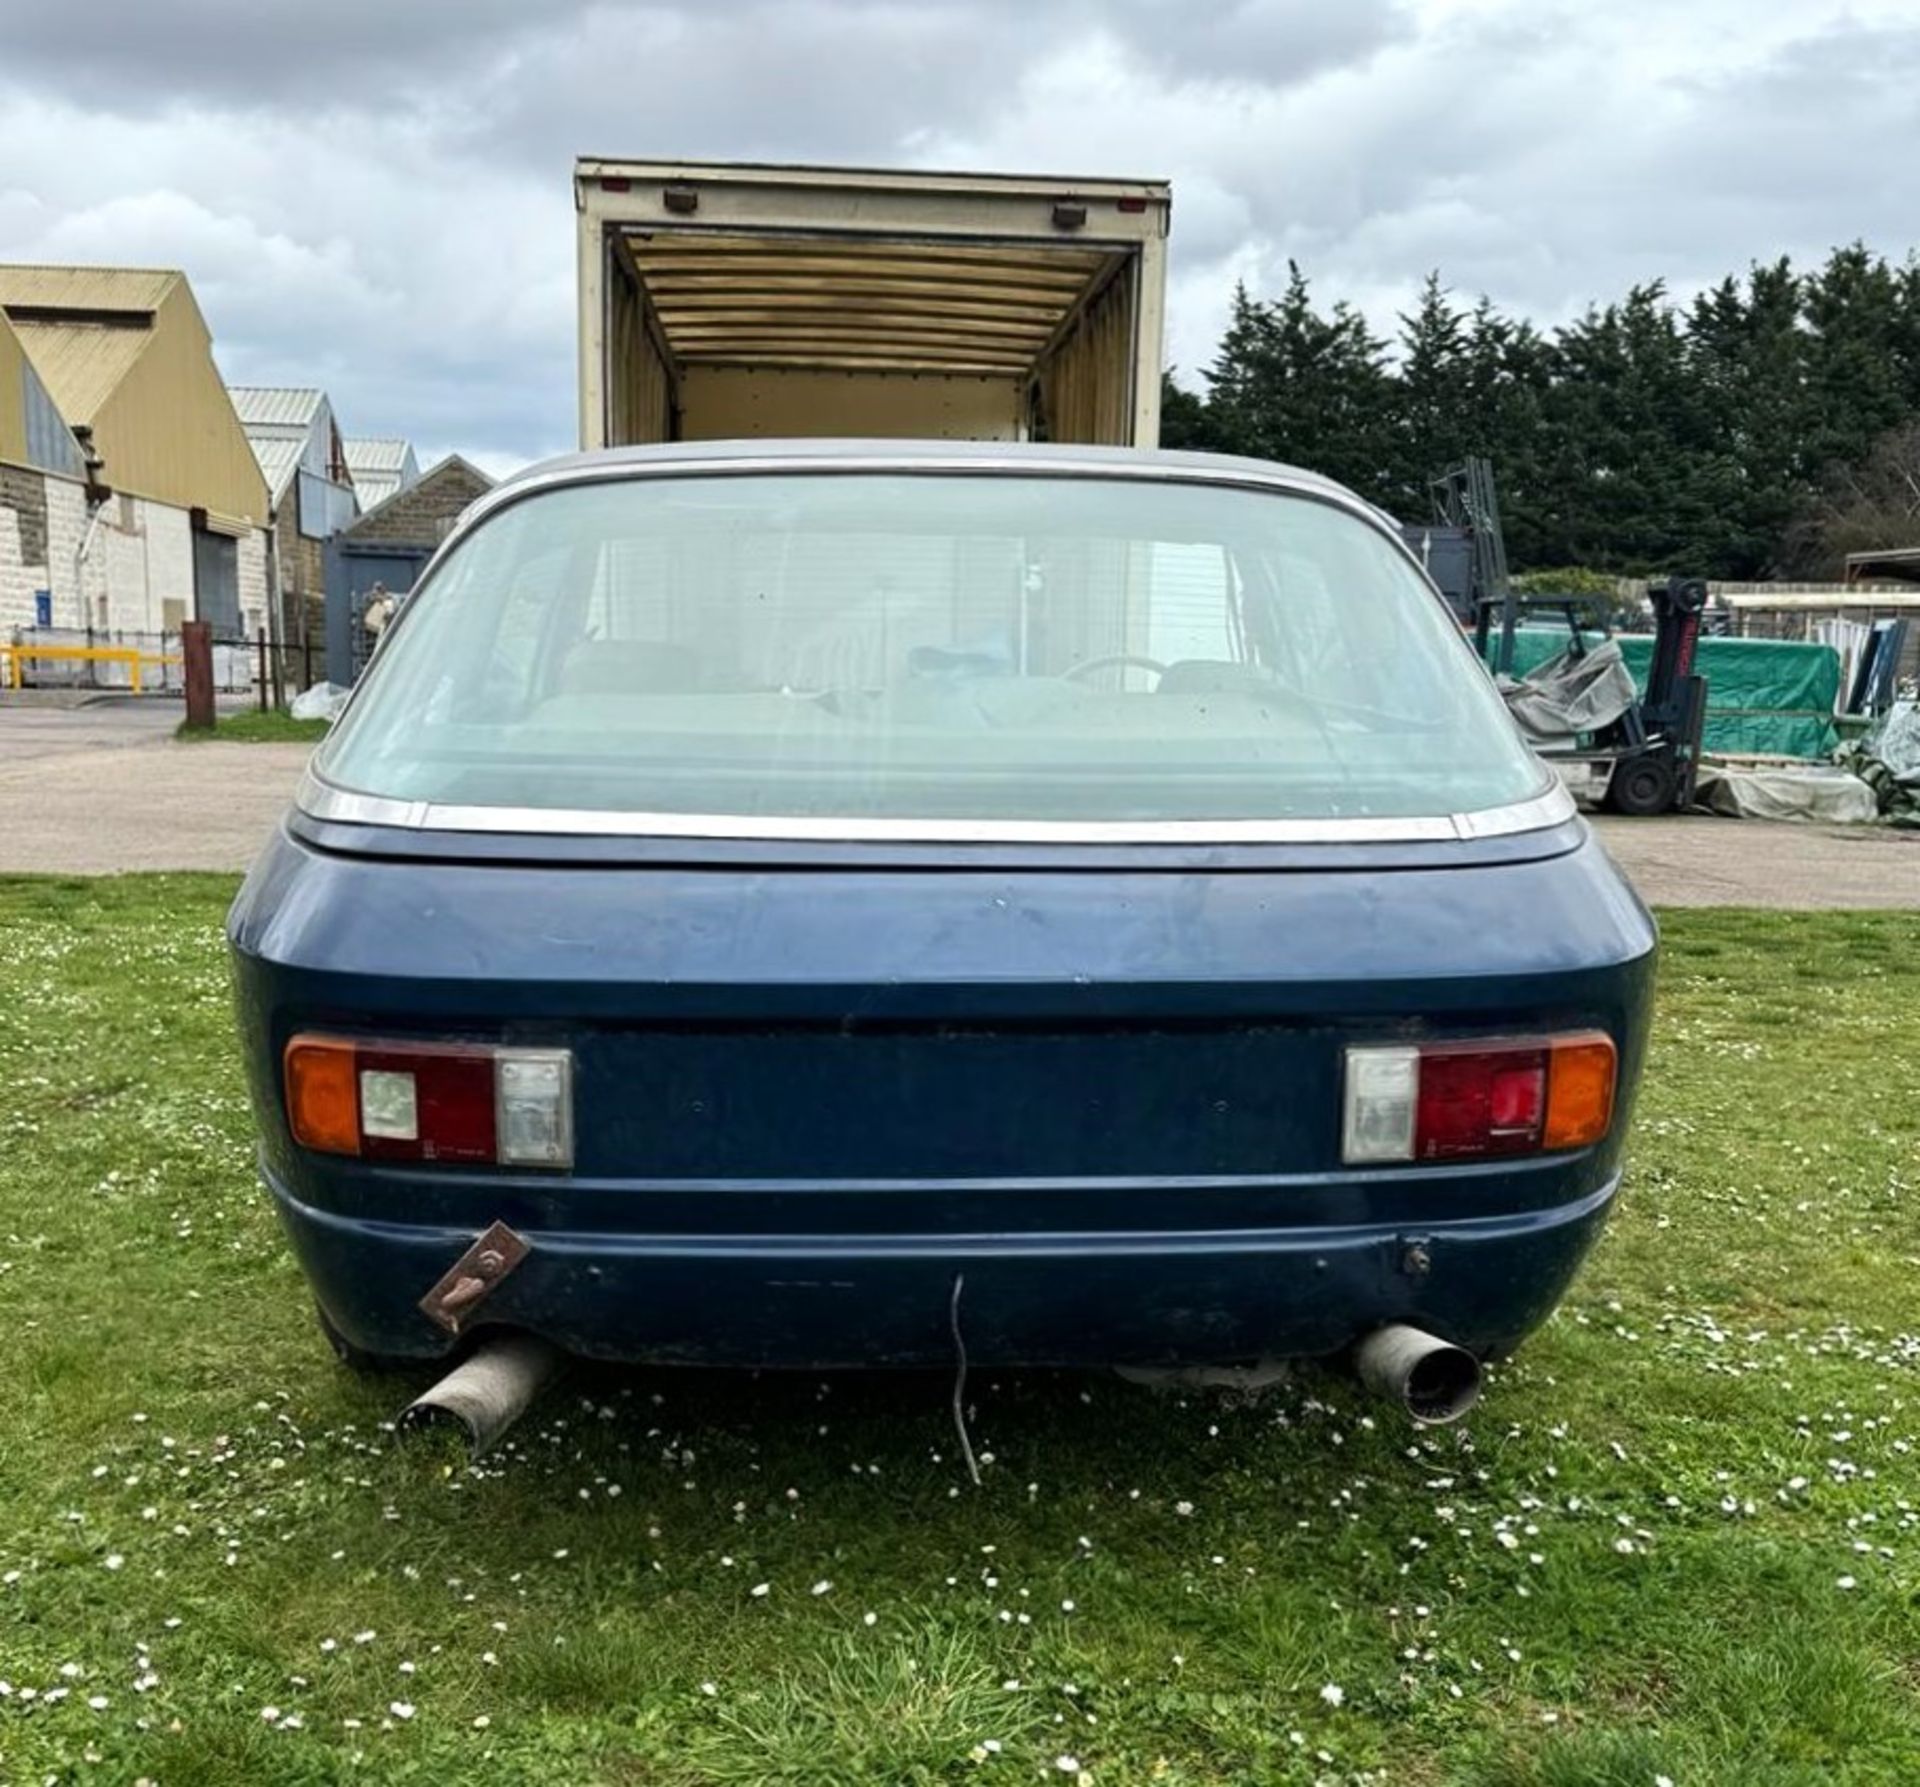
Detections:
[1035, 264, 1137, 446]
[679, 367, 1023, 441]
[607, 247, 675, 446]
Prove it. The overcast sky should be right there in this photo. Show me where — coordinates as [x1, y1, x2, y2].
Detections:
[3, 0, 1917, 474]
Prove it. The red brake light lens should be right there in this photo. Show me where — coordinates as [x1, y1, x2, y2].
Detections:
[1344, 1032, 1616, 1165]
[1416, 1045, 1548, 1159]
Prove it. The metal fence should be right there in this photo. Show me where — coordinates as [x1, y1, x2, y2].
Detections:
[2, 625, 321, 703]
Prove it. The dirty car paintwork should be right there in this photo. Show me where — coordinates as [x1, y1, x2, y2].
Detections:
[230, 809, 1656, 1368]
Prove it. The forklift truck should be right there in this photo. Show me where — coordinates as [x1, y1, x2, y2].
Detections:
[1477, 577, 1711, 816]
[1406, 462, 1710, 816]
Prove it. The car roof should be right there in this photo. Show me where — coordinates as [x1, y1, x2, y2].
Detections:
[467, 439, 1376, 532]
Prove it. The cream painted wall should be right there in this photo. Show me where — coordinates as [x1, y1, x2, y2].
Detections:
[2, 472, 247, 635]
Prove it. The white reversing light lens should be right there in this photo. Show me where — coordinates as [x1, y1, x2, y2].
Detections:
[1342, 1046, 1419, 1164]
[359, 1068, 418, 1141]
[495, 1050, 573, 1168]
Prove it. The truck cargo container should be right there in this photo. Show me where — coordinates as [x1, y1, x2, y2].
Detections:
[576, 158, 1171, 449]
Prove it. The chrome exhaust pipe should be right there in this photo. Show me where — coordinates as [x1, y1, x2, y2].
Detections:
[400, 1331, 566, 1456]
[1354, 1324, 1482, 1424]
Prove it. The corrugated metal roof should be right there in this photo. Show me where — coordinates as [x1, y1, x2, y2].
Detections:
[231, 388, 334, 502]
[349, 470, 405, 509]
[0, 264, 178, 313]
[344, 436, 413, 472]
[229, 385, 325, 429]
[5, 319, 153, 423]
[248, 435, 305, 502]
[344, 436, 419, 510]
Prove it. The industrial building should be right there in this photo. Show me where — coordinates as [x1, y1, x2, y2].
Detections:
[0, 264, 269, 640]
[230, 386, 360, 668]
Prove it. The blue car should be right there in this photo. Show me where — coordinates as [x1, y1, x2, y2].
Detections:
[230, 442, 1654, 1418]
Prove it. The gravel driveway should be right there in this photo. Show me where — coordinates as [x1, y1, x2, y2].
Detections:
[2, 698, 1916, 904]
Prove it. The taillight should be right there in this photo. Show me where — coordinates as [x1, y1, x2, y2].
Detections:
[284, 1037, 573, 1168]
[1342, 1032, 1616, 1165]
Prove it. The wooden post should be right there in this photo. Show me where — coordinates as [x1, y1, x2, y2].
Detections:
[182, 620, 215, 732]
[256, 626, 268, 713]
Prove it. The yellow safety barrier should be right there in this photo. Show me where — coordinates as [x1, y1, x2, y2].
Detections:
[2, 643, 182, 695]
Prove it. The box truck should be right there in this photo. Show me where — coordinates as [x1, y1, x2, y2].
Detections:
[576, 158, 1171, 450]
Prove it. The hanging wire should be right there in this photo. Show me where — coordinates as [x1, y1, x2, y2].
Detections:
[949, 1273, 982, 1488]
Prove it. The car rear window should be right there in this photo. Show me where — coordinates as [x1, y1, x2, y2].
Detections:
[315, 472, 1551, 827]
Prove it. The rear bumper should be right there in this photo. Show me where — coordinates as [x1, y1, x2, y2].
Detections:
[267, 1166, 1620, 1368]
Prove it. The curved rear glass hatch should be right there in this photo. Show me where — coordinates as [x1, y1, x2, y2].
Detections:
[314, 471, 1551, 830]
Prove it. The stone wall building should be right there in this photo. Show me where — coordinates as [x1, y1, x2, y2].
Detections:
[340, 454, 494, 551]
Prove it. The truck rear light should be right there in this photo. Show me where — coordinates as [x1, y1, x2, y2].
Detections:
[284, 1037, 572, 1168]
[1343, 1033, 1616, 1164]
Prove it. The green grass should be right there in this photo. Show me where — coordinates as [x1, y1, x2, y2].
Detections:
[1, 881, 1917, 1784]
[175, 710, 330, 744]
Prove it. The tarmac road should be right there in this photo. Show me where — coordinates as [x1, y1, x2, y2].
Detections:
[0, 697, 303, 875]
[1, 697, 1916, 905]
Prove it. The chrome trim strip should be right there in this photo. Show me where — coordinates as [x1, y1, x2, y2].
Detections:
[449, 450, 1398, 552]
[295, 767, 1575, 846]
[1453, 784, 1578, 838]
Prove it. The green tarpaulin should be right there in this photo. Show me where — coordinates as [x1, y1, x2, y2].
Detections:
[1486, 627, 1840, 759]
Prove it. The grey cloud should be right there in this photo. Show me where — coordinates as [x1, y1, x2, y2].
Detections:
[0, 0, 569, 106]
[459, 3, 1039, 172]
[448, 0, 1406, 179]
[1160, 8, 1920, 347]
[1101, 0, 1406, 83]
[0, 0, 1405, 125]
[1665, 22, 1920, 222]
[4, 0, 1918, 466]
